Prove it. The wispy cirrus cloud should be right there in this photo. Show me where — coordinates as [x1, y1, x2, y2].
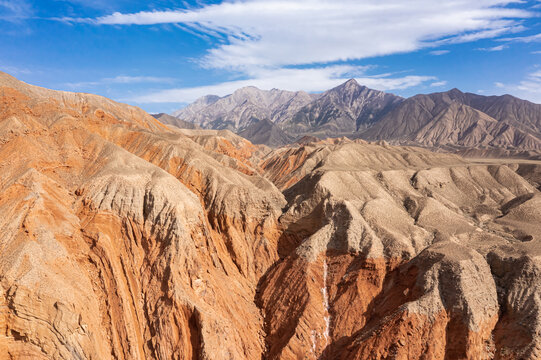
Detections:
[0, 64, 32, 75]
[430, 50, 450, 56]
[476, 45, 507, 51]
[435, 25, 526, 45]
[514, 70, 541, 103]
[66, 75, 175, 89]
[430, 80, 448, 87]
[0, 0, 33, 21]
[499, 32, 541, 43]
[494, 68, 541, 103]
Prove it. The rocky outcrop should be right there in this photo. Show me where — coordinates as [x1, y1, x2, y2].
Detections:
[256, 140, 541, 359]
[0, 71, 285, 359]
[168, 80, 402, 143]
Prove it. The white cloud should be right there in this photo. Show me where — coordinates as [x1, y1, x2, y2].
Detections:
[476, 45, 507, 51]
[66, 75, 174, 88]
[429, 50, 450, 56]
[515, 74, 541, 103]
[129, 65, 435, 103]
[494, 70, 541, 104]
[430, 80, 448, 87]
[84, 0, 532, 71]
[532, 50, 541, 54]
[436, 25, 525, 45]
[499, 32, 541, 43]
[106, 75, 174, 84]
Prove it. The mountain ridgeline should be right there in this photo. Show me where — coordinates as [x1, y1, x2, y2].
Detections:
[166, 79, 541, 155]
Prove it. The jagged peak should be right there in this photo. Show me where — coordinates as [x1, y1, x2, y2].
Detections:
[447, 88, 464, 96]
[339, 78, 362, 90]
[329, 78, 379, 95]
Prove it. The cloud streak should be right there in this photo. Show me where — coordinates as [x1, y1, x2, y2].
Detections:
[430, 50, 450, 56]
[476, 45, 507, 51]
[494, 69, 541, 104]
[430, 80, 448, 87]
[499, 32, 541, 43]
[66, 75, 174, 88]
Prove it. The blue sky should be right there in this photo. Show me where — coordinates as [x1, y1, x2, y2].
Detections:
[1, 0, 541, 113]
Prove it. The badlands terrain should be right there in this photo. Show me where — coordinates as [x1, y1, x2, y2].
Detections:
[1, 70, 541, 360]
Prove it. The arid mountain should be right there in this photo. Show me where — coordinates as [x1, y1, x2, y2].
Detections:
[171, 94, 220, 120]
[2, 72, 541, 359]
[361, 89, 541, 150]
[281, 79, 402, 137]
[0, 71, 285, 359]
[171, 86, 318, 131]
[168, 82, 541, 154]
[167, 79, 402, 143]
[238, 118, 294, 147]
[259, 139, 541, 359]
[151, 113, 201, 129]
[444, 88, 541, 135]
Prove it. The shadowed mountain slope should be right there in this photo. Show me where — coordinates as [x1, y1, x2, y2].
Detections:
[238, 118, 295, 147]
[152, 112, 201, 129]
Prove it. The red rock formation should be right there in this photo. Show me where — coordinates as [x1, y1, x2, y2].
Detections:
[1, 72, 541, 359]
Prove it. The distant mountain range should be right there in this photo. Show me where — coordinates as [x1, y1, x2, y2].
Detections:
[363, 89, 541, 150]
[172, 87, 318, 133]
[163, 79, 541, 152]
[284, 79, 402, 137]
